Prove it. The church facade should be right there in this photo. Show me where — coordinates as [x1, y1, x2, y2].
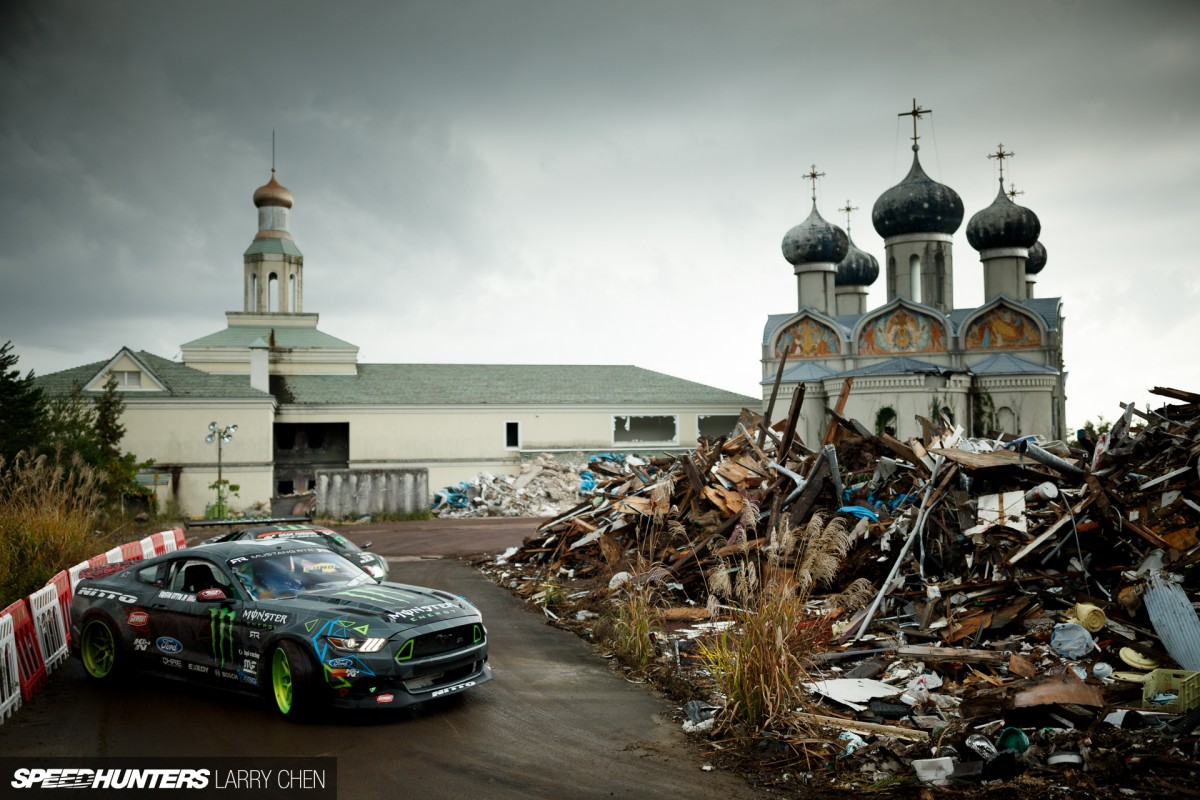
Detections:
[762, 111, 1066, 447]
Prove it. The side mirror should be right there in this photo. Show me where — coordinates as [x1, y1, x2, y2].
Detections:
[360, 540, 373, 549]
[197, 588, 228, 602]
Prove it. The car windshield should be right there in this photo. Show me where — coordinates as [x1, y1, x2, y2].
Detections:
[230, 549, 372, 600]
[288, 531, 362, 553]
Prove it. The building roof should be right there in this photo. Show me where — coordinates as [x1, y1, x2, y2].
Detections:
[773, 361, 841, 385]
[835, 357, 950, 378]
[244, 238, 303, 258]
[35, 351, 271, 399]
[180, 324, 356, 351]
[968, 353, 1059, 375]
[273, 364, 760, 407]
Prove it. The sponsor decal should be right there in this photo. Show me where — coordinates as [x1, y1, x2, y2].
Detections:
[11, 768, 209, 790]
[210, 608, 236, 667]
[431, 679, 476, 698]
[215, 668, 238, 680]
[187, 663, 209, 674]
[155, 637, 183, 654]
[327, 657, 353, 668]
[242, 608, 289, 626]
[242, 658, 258, 674]
[76, 587, 137, 604]
[162, 656, 183, 668]
[127, 610, 149, 627]
[375, 693, 394, 704]
[249, 630, 261, 639]
[156, 590, 195, 603]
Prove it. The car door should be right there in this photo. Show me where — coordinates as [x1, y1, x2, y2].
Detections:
[148, 556, 248, 683]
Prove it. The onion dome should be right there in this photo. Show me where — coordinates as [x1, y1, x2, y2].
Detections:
[782, 204, 849, 265]
[872, 147, 964, 238]
[1025, 240, 1047, 274]
[966, 179, 1041, 251]
[252, 169, 294, 209]
[835, 238, 880, 286]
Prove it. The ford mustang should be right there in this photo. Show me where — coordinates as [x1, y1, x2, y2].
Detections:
[196, 524, 390, 581]
[70, 540, 492, 718]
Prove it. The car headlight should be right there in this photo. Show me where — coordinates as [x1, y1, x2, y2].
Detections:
[326, 636, 388, 653]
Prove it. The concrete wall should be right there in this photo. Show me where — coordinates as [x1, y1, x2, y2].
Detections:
[316, 469, 429, 518]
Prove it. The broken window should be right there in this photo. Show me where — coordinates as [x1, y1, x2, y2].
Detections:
[505, 421, 520, 449]
[697, 415, 737, 440]
[613, 415, 677, 444]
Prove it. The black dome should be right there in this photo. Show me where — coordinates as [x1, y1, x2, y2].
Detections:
[835, 238, 880, 286]
[966, 180, 1041, 251]
[782, 205, 849, 266]
[1025, 240, 1047, 274]
[872, 148, 964, 238]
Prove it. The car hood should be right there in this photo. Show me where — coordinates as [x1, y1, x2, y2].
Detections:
[276, 581, 477, 626]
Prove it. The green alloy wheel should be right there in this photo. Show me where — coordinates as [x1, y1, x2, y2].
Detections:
[81, 618, 121, 680]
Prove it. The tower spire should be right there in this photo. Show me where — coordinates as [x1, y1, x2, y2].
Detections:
[838, 199, 858, 235]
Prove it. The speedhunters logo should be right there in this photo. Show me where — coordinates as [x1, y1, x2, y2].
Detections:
[11, 768, 208, 789]
[2, 758, 336, 799]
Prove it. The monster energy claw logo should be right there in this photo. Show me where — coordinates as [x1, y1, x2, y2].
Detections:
[210, 607, 236, 666]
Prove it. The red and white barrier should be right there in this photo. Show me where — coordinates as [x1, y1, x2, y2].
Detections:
[0, 613, 22, 721]
[0, 530, 190, 725]
[28, 584, 68, 672]
[0, 599, 46, 702]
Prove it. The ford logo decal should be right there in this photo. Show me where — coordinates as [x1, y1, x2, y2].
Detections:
[156, 637, 183, 654]
[327, 657, 353, 668]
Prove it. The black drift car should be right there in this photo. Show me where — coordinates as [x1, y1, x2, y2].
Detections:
[70, 540, 492, 718]
[197, 524, 391, 581]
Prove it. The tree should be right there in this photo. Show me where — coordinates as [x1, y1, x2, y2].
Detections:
[0, 340, 48, 464]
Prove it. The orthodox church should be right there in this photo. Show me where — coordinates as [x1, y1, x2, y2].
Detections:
[762, 104, 1065, 446]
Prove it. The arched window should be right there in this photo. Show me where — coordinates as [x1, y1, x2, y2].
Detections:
[289, 273, 298, 312]
[249, 273, 259, 312]
[268, 272, 279, 313]
[909, 254, 921, 302]
[997, 406, 1017, 435]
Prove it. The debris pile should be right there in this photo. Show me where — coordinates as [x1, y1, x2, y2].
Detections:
[433, 452, 642, 518]
[484, 385, 1200, 795]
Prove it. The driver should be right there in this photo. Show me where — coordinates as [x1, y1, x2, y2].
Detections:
[249, 558, 304, 599]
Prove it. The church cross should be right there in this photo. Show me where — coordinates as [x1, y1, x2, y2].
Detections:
[804, 164, 825, 204]
[988, 143, 1015, 181]
[838, 199, 858, 233]
[1005, 182, 1024, 201]
[898, 98, 931, 145]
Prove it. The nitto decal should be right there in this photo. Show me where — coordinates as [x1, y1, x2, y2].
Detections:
[156, 637, 183, 654]
[431, 680, 476, 698]
[77, 587, 138, 604]
[210, 607, 236, 667]
[127, 610, 149, 627]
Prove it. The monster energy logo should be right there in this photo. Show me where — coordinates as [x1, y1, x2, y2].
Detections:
[210, 607, 236, 667]
[338, 587, 416, 603]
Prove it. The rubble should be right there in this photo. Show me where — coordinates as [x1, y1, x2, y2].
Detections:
[481, 384, 1200, 796]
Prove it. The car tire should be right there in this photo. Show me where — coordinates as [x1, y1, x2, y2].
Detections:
[269, 640, 320, 720]
[80, 616, 124, 681]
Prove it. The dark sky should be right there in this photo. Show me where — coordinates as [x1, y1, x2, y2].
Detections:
[3, 0, 1198, 427]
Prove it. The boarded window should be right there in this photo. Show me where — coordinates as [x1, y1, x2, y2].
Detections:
[697, 415, 738, 440]
[614, 415, 677, 444]
[505, 421, 520, 449]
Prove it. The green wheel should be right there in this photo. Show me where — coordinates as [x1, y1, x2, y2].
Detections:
[270, 640, 318, 719]
[80, 617, 122, 680]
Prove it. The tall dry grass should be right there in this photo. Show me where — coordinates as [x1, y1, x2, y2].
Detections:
[698, 512, 874, 738]
[0, 450, 106, 607]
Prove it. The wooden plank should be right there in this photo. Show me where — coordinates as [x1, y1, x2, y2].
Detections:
[795, 712, 929, 742]
[822, 377, 855, 446]
[895, 644, 1011, 666]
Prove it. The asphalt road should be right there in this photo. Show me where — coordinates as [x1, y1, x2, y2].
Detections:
[0, 518, 761, 800]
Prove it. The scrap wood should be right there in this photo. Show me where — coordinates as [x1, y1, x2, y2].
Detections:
[795, 713, 929, 742]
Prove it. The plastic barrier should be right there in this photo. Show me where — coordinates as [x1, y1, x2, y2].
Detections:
[103, 546, 123, 564]
[68, 560, 91, 592]
[0, 612, 22, 722]
[46, 571, 73, 646]
[171, 527, 187, 551]
[118, 541, 146, 562]
[136, 536, 158, 560]
[149, 528, 186, 555]
[0, 600, 45, 701]
[28, 584, 69, 673]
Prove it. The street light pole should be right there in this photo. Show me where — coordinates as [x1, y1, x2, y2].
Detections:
[205, 421, 238, 516]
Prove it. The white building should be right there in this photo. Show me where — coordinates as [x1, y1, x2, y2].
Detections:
[37, 170, 758, 517]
